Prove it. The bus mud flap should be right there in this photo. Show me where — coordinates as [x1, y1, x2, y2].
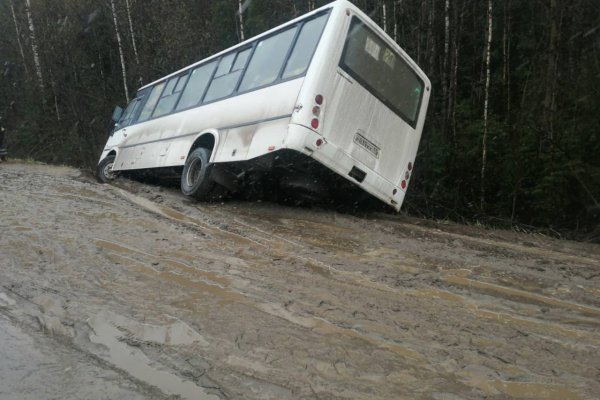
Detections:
[348, 166, 366, 183]
[210, 166, 239, 192]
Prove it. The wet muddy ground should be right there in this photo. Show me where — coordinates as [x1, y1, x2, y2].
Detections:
[0, 161, 599, 400]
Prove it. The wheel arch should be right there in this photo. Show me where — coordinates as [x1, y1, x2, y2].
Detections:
[187, 130, 220, 163]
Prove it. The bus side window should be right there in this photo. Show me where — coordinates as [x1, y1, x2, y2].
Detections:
[282, 14, 328, 79]
[238, 27, 298, 93]
[138, 83, 165, 122]
[175, 61, 217, 111]
[118, 97, 140, 128]
[153, 73, 189, 118]
[203, 48, 252, 103]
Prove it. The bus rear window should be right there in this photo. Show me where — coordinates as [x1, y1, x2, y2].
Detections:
[340, 18, 424, 127]
[282, 13, 328, 79]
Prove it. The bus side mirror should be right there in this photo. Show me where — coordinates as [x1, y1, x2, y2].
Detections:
[111, 105, 124, 122]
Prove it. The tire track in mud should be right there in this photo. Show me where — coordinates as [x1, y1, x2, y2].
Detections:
[109, 183, 598, 400]
[113, 186, 600, 333]
[93, 238, 426, 363]
[381, 218, 600, 267]
[2, 164, 598, 399]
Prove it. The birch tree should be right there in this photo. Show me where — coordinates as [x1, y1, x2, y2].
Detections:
[392, 0, 399, 42]
[502, 0, 511, 119]
[9, 0, 29, 75]
[427, 0, 435, 74]
[237, 0, 245, 41]
[110, 0, 130, 103]
[442, 0, 450, 133]
[124, 0, 142, 84]
[480, 0, 493, 210]
[24, 0, 44, 89]
[382, 1, 387, 33]
[450, 0, 465, 144]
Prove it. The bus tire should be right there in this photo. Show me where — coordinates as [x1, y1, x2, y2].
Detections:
[181, 148, 225, 201]
[96, 155, 119, 183]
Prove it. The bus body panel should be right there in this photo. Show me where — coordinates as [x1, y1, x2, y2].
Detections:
[286, 123, 404, 208]
[111, 78, 303, 171]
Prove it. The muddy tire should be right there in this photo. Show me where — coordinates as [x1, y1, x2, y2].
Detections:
[181, 148, 226, 201]
[96, 155, 119, 183]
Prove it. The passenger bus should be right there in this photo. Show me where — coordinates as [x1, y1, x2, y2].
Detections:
[97, 0, 431, 210]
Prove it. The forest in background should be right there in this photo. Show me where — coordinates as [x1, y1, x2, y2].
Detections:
[0, 0, 599, 239]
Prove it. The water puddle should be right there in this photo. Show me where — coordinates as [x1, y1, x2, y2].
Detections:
[89, 312, 219, 400]
[0, 292, 17, 307]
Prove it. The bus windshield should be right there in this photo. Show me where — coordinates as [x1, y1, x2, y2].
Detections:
[340, 18, 424, 127]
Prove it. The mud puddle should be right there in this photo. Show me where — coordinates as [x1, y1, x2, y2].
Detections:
[89, 311, 220, 400]
[0, 312, 152, 400]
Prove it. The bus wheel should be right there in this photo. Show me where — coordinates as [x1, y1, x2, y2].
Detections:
[181, 148, 225, 201]
[96, 155, 119, 183]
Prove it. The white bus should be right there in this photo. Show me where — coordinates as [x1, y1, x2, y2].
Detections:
[97, 0, 430, 210]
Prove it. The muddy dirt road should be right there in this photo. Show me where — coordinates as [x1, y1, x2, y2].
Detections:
[0, 161, 599, 400]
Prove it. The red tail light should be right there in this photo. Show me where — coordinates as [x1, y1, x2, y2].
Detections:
[315, 95, 323, 105]
[311, 119, 319, 129]
[401, 180, 407, 189]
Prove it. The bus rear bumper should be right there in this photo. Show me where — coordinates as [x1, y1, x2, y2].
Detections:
[286, 124, 405, 210]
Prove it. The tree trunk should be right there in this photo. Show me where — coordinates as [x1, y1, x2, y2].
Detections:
[124, 0, 142, 85]
[382, 1, 387, 33]
[480, 0, 493, 211]
[442, 0, 450, 135]
[427, 0, 435, 74]
[450, 0, 465, 146]
[417, 1, 424, 64]
[503, 0, 511, 120]
[110, 0, 130, 103]
[237, 0, 245, 42]
[393, 1, 398, 42]
[543, 0, 559, 142]
[24, 0, 44, 90]
[10, 0, 29, 75]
